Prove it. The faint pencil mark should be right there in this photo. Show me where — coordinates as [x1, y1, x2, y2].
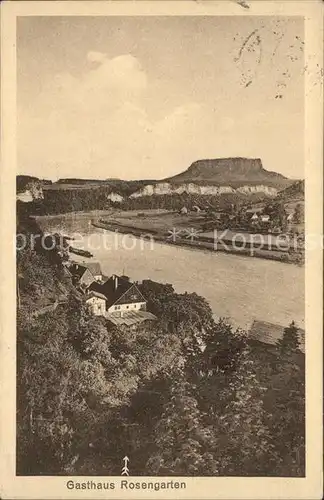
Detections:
[234, 28, 259, 63]
[234, 29, 263, 88]
[271, 32, 284, 60]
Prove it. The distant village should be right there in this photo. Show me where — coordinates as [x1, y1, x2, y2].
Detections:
[178, 201, 304, 237]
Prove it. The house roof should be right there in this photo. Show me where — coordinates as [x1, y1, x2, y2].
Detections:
[249, 320, 305, 353]
[68, 263, 89, 281]
[82, 261, 102, 276]
[88, 275, 145, 308]
[246, 207, 264, 214]
[86, 290, 107, 301]
[107, 310, 157, 327]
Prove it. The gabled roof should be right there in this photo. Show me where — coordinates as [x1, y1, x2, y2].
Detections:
[82, 261, 102, 276]
[88, 275, 146, 308]
[249, 320, 305, 353]
[68, 263, 89, 281]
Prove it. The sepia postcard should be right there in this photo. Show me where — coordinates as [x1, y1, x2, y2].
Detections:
[0, 1, 323, 499]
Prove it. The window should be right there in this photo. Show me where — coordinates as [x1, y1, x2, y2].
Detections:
[126, 305, 129, 309]
[134, 304, 136, 308]
[115, 306, 118, 310]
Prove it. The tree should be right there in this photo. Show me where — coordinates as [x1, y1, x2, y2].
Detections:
[276, 321, 301, 356]
[293, 203, 304, 224]
[210, 348, 277, 475]
[146, 377, 211, 475]
[269, 321, 305, 476]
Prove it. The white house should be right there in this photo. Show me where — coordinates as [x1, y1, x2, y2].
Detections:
[85, 291, 107, 316]
[88, 275, 147, 315]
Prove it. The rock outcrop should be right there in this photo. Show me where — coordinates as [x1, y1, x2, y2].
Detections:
[130, 182, 278, 198]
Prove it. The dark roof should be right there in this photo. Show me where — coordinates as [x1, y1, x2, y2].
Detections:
[249, 320, 305, 353]
[88, 275, 145, 308]
[68, 263, 88, 280]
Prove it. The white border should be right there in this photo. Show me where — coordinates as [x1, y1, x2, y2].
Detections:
[1, 2, 323, 499]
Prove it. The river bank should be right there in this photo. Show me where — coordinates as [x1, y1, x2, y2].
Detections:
[35, 212, 305, 328]
[92, 219, 304, 265]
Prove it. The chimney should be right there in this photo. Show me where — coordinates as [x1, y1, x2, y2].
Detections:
[115, 275, 118, 290]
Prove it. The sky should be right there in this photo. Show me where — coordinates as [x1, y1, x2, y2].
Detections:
[17, 16, 304, 181]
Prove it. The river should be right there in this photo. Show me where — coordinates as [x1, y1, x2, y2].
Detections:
[37, 213, 305, 330]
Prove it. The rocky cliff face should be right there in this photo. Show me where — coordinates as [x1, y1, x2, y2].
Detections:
[130, 182, 278, 198]
[16, 182, 44, 202]
[107, 192, 124, 203]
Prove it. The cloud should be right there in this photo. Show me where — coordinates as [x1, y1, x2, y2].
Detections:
[18, 52, 206, 179]
[19, 49, 303, 181]
[87, 50, 107, 63]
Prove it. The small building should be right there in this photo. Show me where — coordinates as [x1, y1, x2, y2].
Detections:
[82, 261, 103, 282]
[68, 263, 96, 289]
[88, 274, 147, 314]
[248, 319, 305, 354]
[251, 213, 259, 221]
[180, 206, 188, 215]
[260, 214, 270, 223]
[85, 291, 107, 316]
[86, 274, 158, 326]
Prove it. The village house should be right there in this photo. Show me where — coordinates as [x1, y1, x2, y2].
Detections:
[88, 274, 147, 314]
[86, 274, 157, 326]
[85, 290, 107, 316]
[82, 262, 104, 282]
[67, 261, 103, 290]
[68, 263, 95, 289]
[260, 214, 270, 223]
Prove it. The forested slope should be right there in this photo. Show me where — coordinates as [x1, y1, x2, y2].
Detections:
[16, 207, 305, 476]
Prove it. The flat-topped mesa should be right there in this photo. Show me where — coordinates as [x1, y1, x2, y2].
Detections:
[186, 157, 265, 177]
[129, 157, 293, 198]
[166, 157, 289, 186]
